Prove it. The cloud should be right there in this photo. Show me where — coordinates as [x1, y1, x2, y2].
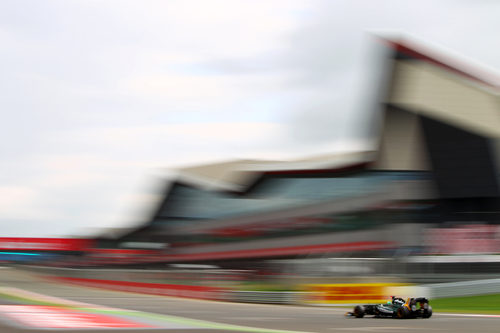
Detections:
[42, 122, 289, 162]
[2, 0, 500, 237]
[0, 186, 39, 218]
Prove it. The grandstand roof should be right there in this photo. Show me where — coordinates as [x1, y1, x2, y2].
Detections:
[383, 38, 500, 139]
[175, 159, 268, 192]
[381, 37, 500, 88]
[174, 151, 374, 191]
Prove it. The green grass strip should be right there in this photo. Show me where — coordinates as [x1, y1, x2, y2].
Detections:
[0, 291, 64, 307]
[432, 294, 500, 314]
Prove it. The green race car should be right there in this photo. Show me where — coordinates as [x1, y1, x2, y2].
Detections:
[346, 296, 432, 319]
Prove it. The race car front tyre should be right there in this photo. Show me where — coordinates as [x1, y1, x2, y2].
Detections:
[354, 305, 365, 318]
[397, 306, 410, 319]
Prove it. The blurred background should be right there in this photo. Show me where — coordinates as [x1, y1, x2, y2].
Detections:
[2, 0, 500, 307]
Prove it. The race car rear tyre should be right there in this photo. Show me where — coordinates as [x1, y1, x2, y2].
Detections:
[354, 305, 365, 318]
[423, 305, 433, 318]
[397, 306, 410, 319]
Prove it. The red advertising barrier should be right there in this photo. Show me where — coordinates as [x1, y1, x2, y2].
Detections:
[50, 276, 227, 301]
[87, 248, 157, 255]
[0, 238, 93, 252]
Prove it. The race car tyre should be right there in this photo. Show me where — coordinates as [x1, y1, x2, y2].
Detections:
[354, 305, 365, 318]
[423, 305, 433, 318]
[397, 306, 410, 319]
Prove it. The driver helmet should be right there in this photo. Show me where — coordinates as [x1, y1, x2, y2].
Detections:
[393, 298, 405, 306]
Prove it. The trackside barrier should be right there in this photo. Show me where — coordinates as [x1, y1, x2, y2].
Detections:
[50, 276, 229, 301]
[228, 291, 304, 304]
[47, 276, 500, 303]
[17, 266, 500, 303]
[423, 278, 500, 298]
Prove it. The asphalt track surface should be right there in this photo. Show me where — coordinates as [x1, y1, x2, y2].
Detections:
[0, 267, 499, 332]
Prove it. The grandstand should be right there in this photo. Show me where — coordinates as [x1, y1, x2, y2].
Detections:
[91, 38, 500, 269]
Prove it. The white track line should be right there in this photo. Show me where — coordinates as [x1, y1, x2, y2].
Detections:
[439, 313, 500, 318]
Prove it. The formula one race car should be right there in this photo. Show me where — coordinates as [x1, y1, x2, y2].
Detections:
[345, 296, 432, 319]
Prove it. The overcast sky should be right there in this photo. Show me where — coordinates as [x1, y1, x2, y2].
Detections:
[1, 0, 500, 238]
